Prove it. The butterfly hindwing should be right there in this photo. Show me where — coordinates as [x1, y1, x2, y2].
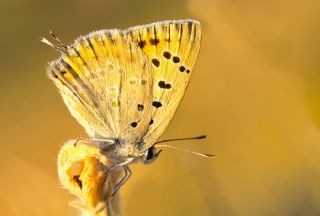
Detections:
[48, 56, 109, 137]
[47, 30, 153, 142]
[124, 20, 202, 151]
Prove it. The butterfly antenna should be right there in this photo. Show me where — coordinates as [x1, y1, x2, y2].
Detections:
[155, 135, 207, 144]
[40, 30, 68, 53]
[154, 144, 214, 158]
[154, 135, 213, 158]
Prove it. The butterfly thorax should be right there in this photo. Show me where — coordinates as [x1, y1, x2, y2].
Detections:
[99, 138, 142, 161]
[98, 138, 161, 165]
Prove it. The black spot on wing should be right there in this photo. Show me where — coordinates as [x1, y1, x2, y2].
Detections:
[163, 51, 171, 59]
[137, 104, 144, 111]
[152, 58, 160, 67]
[138, 40, 146, 48]
[149, 119, 154, 125]
[152, 101, 162, 108]
[158, 81, 171, 89]
[150, 38, 159, 45]
[158, 81, 166, 88]
[172, 56, 180, 63]
[131, 122, 138, 128]
[179, 66, 186, 72]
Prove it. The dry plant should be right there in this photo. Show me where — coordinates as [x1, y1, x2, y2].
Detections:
[57, 140, 122, 216]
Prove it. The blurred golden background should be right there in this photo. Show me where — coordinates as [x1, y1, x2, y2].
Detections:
[1, 0, 320, 215]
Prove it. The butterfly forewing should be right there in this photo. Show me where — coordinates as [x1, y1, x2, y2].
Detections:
[125, 20, 202, 151]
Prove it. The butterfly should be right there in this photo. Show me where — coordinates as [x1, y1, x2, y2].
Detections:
[42, 19, 212, 198]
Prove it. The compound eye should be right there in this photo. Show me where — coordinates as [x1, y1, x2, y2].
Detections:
[146, 148, 154, 160]
[143, 147, 162, 164]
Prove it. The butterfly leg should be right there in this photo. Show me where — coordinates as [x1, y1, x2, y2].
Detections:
[105, 158, 134, 196]
[111, 165, 132, 196]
